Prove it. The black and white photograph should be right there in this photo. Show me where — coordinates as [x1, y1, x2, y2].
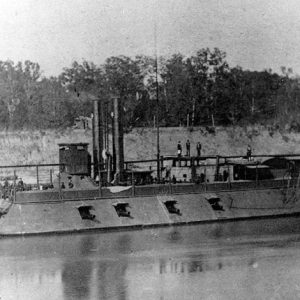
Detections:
[1, 1, 300, 299]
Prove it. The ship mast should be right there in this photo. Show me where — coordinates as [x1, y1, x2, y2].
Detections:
[154, 22, 160, 182]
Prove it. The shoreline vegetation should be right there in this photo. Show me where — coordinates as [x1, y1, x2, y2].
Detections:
[0, 48, 299, 134]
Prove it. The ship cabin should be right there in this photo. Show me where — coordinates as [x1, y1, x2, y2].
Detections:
[263, 157, 300, 178]
[123, 169, 154, 185]
[163, 155, 277, 184]
[230, 161, 273, 181]
[58, 143, 91, 176]
[164, 156, 209, 183]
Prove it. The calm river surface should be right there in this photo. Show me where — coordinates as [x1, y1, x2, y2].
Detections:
[1, 217, 300, 300]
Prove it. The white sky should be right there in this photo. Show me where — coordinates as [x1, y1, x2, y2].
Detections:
[0, 0, 299, 76]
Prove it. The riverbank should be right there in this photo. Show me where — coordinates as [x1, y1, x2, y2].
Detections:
[1, 126, 300, 165]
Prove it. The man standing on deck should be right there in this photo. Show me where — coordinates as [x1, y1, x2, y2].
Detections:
[247, 144, 252, 161]
[196, 142, 202, 157]
[177, 141, 182, 157]
[186, 140, 191, 156]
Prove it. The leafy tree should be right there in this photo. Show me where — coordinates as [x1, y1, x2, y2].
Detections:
[160, 53, 192, 125]
[103, 55, 145, 127]
[59, 60, 105, 117]
[0, 50, 299, 131]
[26, 78, 74, 129]
[0, 60, 41, 129]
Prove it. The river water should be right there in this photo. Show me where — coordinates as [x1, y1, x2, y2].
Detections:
[1, 217, 300, 300]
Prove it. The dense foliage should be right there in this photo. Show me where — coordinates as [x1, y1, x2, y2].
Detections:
[0, 49, 299, 130]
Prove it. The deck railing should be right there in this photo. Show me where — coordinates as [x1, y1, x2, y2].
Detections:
[0, 154, 297, 203]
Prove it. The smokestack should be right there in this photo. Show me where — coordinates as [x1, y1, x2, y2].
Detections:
[93, 100, 104, 179]
[113, 96, 124, 183]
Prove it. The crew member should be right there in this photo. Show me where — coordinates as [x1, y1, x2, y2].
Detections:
[177, 141, 182, 157]
[18, 178, 24, 191]
[165, 165, 171, 180]
[172, 175, 177, 184]
[68, 177, 74, 189]
[247, 144, 252, 161]
[3, 178, 9, 189]
[196, 142, 202, 157]
[186, 140, 191, 156]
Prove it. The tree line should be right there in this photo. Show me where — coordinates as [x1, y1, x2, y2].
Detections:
[0, 48, 299, 131]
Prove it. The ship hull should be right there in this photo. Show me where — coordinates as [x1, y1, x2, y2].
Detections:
[1, 187, 299, 236]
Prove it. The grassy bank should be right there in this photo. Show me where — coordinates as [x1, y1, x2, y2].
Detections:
[1, 126, 300, 166]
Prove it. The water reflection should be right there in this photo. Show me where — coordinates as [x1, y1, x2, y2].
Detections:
[166, 228, 182, 242]
[79, 235, 96, 255]
[96, 260, 128, 300]
[61, 233, 132, 300]
[98, 234, 130, 300]
[62, 235, 95, 300]
[114, 234, 132, 253]
[159, 258, 206, 274]
[62, 260, 92, 300]
[2, 217, 300, 299]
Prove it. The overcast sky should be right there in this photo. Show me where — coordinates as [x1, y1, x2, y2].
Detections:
[0, 0, 299, 77]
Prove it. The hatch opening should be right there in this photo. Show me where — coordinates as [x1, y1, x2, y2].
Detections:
[164, 200, 181, 215]
[206, 196, 224, 211]
[113, 203, 131, 217]
[78, 205, 96, 220]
